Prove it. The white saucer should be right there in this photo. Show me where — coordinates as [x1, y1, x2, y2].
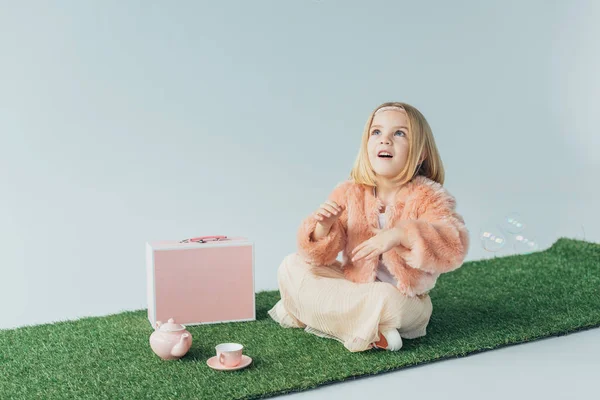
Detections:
[206, 355, 253, 371]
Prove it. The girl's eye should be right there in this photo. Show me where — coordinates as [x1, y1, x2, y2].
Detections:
[371, 129, 406, 137]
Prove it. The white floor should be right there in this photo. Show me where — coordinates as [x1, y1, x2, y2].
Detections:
[277, 326, 600, 400]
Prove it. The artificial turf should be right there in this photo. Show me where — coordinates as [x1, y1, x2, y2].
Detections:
[1, 237, 598, 399]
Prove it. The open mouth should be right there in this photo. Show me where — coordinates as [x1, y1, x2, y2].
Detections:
[378, 152, 393, 159]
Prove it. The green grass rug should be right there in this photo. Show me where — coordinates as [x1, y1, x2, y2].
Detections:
[1, 238, 599, 399]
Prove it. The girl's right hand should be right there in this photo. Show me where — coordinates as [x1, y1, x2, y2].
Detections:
[313, 201, 344, 226]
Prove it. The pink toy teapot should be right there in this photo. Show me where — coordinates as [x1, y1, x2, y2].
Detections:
[149, 318, 192, 360]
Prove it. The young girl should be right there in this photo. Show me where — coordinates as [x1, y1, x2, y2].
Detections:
[268, 101, 470, 352]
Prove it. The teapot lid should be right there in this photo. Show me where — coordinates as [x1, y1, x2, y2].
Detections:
[157, 318, 186, 332]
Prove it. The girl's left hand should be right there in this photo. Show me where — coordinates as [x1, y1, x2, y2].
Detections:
[351, 227, 402, 262]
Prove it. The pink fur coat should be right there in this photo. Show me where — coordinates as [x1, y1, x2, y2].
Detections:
[297, 175, 470, 297]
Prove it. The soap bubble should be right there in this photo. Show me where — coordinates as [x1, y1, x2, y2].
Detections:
[574, 225, 586, 241]
[513, 234, 539, 254]
[479, 225, 507, 252]
[480, 211, 538, 255]
[499, 212, 526, 234]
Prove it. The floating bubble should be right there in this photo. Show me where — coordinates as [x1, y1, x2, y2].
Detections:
[575, 225, 586, 241]
[499, 212, 526, 234]
[513, 234, 539, 254]
[480, 226, 507, 252]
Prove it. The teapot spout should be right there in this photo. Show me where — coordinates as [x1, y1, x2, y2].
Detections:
[171, 333, 191, 358]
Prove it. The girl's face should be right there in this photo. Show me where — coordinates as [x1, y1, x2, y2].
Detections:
[367, 109, 411, 179]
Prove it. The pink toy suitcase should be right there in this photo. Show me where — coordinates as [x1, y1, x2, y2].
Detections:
[146, 235, 255, 328]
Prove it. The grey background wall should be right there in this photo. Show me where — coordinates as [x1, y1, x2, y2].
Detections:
[1, 0, 598, 330]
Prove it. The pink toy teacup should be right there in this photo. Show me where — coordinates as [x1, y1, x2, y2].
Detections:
[216, 343, 244, 367]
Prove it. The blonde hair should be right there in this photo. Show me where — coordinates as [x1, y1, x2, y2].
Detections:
[349, 101, 445, 187]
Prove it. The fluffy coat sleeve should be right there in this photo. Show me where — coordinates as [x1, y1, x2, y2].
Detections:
[393, 183, 470, 275]
[296, 181, 349, 266]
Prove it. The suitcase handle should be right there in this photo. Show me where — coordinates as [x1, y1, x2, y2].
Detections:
[179, 235, 228, 243]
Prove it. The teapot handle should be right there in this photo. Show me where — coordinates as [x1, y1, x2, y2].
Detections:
[155, 321, 162, 330]
[180, 235, 228, 243]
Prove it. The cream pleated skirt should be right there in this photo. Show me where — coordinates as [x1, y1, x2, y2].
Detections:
[268, 252, 433, 352]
